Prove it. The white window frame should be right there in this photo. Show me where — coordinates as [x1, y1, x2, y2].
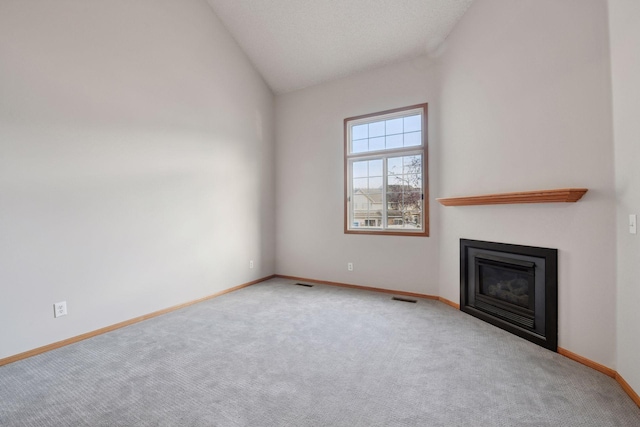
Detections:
[344, 104, 429, 237]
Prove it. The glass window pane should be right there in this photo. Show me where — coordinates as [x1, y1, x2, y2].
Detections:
[352, 139, 368, 153]
[405, 211, 422, 229]
[369, 177, 383, 190]
[388, 175, 404, 186]
[405, 192, 423, 209]
[369, 121, 385, 138]
[352, 124, 368, 140]
[404, 115, 421, 133]
[363, 197, 377, 213]
[386, 192, 404, 228]
[352, 161, 368, 178]
[352, 192, 367, 209]
[403, 155, 421, 173]
[352, 193, 366, 228]
[404, 131, 421, 147]
[368, 159, 383, 177]
[368, 187, 382, 202]
[386, 192, 402, 210]
[386, 134, 403, 149]
[386, 118, 403, 135]
[404, 174, 422, 190]
[369, 137, 385, 151]
[387, 191, 422, 230]
[362, 214, 381, 228]
[353, 178, 368, 191]
[387, 157, 402, 175]
[411, 211, 422, 229]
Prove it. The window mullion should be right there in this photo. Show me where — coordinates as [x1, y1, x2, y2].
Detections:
[382, 156, 388, 230]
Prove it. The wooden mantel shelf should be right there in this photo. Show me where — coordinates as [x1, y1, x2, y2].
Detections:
[437, 188, 588, 206]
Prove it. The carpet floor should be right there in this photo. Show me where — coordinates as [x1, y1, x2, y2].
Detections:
[1, 277, 639, 426]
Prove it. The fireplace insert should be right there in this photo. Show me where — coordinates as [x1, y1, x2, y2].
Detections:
[460, 239, 558, 351]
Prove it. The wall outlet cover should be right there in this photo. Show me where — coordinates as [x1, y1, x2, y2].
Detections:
[54, 301, 67, 318]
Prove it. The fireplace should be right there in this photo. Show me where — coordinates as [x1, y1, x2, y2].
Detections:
[460, 239, 558, 351]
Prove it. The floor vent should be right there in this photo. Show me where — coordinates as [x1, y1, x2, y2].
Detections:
[392, 296, 417, 303]
[295, 283, 314, 287]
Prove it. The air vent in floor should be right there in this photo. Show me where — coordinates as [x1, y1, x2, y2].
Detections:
[295, 283, 314, 287]
[392, 296, 417, 303]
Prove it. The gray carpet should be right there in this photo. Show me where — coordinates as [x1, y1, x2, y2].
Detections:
[1, 277, 639, 426]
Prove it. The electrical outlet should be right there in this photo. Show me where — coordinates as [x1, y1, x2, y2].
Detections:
[53, 301, 67, 318]
[347, 262, 353, 271]
[249, 260, 254, 269]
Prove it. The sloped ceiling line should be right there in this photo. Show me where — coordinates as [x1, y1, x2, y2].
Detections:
[206, 0, 474, 94]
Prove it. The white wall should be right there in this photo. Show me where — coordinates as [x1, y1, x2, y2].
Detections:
[0, 0, 275, 360]
[609, 0, 640, 395]
[437, 0, 616, 367]
[275, 57, 441, 295]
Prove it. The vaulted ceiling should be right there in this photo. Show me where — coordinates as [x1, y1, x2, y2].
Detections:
[206, 0, 474, 94]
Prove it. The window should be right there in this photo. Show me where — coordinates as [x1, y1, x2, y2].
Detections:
[344, 104, 428, 236]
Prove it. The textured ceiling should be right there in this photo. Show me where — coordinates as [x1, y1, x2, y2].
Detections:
[206, 0, 474, 94]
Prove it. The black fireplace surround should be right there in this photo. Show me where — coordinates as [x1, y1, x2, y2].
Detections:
[460, 239, 558, 351]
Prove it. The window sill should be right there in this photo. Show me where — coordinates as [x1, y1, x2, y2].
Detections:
[345, 229, 429, 237]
